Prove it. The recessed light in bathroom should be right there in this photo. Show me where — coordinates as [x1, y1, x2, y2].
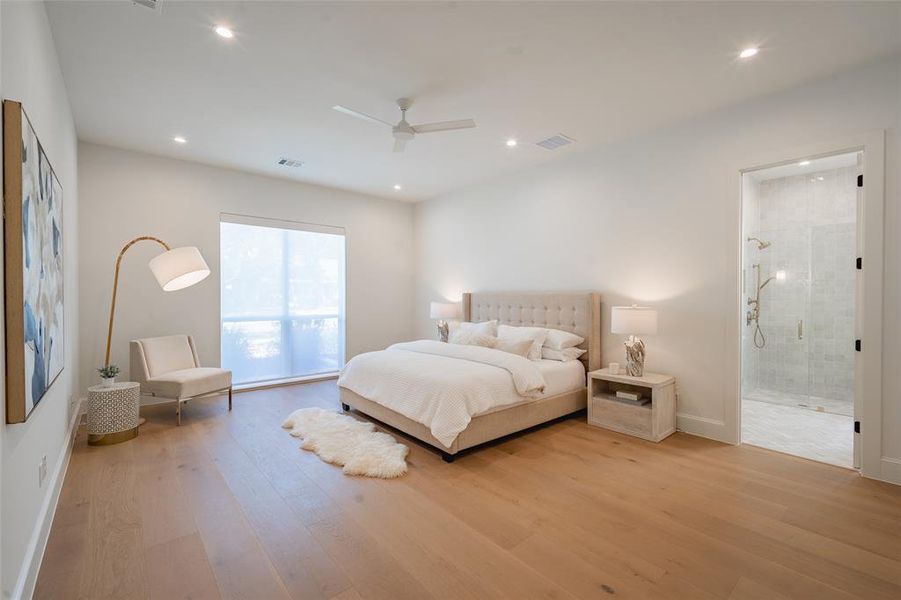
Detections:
[776, 270, 786, 281]
[506, 139, 518, 147]
[799, 160, 811, 166]
[214, 25, 234, 39]
[393, 184, 402, 190]
[173, 136, 187, 144]
[739, 47, 759, 59]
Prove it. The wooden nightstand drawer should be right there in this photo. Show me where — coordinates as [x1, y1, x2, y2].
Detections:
[589, 394, 652, 435]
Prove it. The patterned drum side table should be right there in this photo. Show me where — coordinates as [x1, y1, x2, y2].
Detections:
[87, 382, 140, 446]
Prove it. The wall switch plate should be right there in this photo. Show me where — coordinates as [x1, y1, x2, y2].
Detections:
[38, 454, 48, 486]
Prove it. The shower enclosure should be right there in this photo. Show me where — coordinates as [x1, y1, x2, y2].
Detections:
[740, 152, 859, 467]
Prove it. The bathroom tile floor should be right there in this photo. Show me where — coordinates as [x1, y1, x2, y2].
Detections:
[741, 399, 853, 468]
[744, 388, 852, 416]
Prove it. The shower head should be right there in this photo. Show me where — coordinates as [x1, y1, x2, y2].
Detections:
[747, 236, 771, 250]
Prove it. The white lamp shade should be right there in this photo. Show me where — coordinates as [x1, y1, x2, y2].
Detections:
[611, 305, 658, 335]
[148, 246, 211, 292]
[430, 301, 459, 320]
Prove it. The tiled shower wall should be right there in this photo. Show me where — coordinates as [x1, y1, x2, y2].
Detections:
[742, 164, 857, 406]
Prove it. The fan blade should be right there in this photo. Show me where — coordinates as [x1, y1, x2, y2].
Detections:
[393, 138, 407, 153]
[412, 119, 476, 134]
[332, 105, 393, 127]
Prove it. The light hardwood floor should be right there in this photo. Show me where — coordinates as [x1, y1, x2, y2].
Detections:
[35, 381, 901, 599]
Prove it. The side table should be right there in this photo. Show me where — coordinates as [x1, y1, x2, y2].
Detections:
[87, 382, 141, 446]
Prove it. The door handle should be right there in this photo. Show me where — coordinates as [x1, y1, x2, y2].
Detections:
[798, 319, 804, 340]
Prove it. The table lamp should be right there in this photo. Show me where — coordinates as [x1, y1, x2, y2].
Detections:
[429, 301, 459, 342]
[610, 305, 658, 377]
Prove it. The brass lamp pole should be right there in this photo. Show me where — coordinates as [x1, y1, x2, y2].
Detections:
[104, 236, 171, 367]
[103, 236, 211, 367]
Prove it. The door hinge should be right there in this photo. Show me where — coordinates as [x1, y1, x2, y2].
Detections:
[856, 257, 862, 270]
[855, 339, 861, 352]
[854, 421, 860, 434]
[857, 174, 863, 187]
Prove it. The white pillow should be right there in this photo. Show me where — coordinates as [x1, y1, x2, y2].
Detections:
[493, 338, 533, 358]
[543, 328, 585, 350]
[541, 347, 586, 362]
[448, 320, 498, 338]
[449, 330, 496, 348]
[497, 324, 547, 361]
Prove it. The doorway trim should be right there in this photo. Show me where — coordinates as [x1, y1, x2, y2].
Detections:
[731, 130, 886, 483]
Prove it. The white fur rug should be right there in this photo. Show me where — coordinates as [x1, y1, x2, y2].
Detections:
[282, 408, 409, 478]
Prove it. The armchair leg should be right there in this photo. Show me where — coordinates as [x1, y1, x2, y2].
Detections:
[176, 401, 181, 426]
[228, 386, 233, 411]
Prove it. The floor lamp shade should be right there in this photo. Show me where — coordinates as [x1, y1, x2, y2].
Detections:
[149, 246, 211, 291]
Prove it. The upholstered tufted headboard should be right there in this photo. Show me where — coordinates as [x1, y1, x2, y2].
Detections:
[462, 291, 601, 373]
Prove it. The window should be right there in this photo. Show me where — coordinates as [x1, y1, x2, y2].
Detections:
[220, 214, 345, 386]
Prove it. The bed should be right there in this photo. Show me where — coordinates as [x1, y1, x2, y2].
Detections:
[338, 291, 601, 461]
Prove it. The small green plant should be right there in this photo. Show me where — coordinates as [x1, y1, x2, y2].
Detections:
[97, 364, 120, 379]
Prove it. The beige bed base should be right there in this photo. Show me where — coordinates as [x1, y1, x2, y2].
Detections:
[341, 291, 601, 462]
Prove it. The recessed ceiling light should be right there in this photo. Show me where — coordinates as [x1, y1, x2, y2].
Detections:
[739, 47, 759, 59]
[173, 136, 187, 144]
[393, 184, 402, 190]
[506, 139, 518, 147]
[798, 160, 811, 166]
[214, 25, 234, 39]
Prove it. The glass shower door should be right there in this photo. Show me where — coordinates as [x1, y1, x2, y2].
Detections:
[752, 222, 811, 408]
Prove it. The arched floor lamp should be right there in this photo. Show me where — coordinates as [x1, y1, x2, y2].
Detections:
[105, 236, 211, 367]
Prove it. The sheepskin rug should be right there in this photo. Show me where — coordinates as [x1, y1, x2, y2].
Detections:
[282, 408, 409, 478]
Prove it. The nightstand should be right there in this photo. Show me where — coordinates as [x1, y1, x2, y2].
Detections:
[587, 368, 676, 442]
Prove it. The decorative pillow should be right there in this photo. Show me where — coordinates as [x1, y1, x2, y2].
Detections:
[497, 324, 548, 361]
[493, 338, 533, 358]
[449, 330, 496, 348]
[543, 328, 585, 350]
[541, 347, 586, 362]
[448, 319, 498, 338]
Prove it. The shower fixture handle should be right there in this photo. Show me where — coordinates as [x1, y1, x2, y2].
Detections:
[798, 319, 804, 341]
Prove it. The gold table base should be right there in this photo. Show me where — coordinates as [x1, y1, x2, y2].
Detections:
[88, 426, 139, 446]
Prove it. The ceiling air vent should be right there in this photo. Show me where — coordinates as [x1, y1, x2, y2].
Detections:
[132, 0, 160, 11]
[277, 157, 303, 168]
[536, 134, 575, 150]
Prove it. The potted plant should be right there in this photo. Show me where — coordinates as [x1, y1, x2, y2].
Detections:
[97, 364, 121, 388]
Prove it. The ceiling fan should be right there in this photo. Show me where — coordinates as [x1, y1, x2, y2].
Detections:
[333, 98, 476, 153]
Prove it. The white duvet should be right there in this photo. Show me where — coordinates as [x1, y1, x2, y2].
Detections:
[337, 340, 547, 448]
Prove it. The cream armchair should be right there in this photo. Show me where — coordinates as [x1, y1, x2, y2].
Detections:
[130, 334, 232, 425]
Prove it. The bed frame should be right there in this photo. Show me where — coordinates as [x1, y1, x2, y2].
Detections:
[340, 291, 601, 462]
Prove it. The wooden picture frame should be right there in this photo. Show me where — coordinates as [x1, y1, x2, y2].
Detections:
[3, 100, 65, 423]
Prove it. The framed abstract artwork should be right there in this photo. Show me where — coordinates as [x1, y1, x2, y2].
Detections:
[3, 100, 65, 423]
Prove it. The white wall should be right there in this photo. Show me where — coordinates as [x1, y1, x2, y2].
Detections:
[414, 57, 901, 475]
[0, 1, 80, 596]
[78, 143, 414, 393]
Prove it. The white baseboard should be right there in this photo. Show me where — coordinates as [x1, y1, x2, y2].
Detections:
[877, 457, 901, 486]
[676, 412, 731, 444]
[12, 397, 83, 600]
